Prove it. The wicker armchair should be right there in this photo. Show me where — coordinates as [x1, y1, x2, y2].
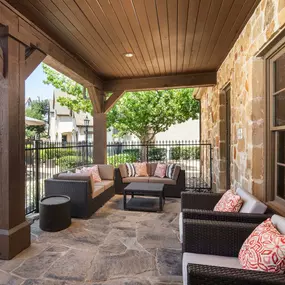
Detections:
[181, 191, 272, 224]
[183, 219, 285, 285]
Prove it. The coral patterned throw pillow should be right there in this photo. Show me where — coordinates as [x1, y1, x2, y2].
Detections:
[88, 165, 102, 182]
[154, 163, 167, 178]
[213, 190, 243, 212]
[134, 162, 148, 177]
[239, 219, 285, 273]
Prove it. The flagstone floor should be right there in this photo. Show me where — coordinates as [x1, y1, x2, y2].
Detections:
[0, 195, 182, 285]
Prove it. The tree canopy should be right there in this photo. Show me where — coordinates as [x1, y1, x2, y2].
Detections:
[42, 64, 199, 142]
[25, 99, 49, 138]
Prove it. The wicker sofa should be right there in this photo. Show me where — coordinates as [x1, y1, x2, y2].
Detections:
[45, 164, 115, 219]
[114, 163, 185, 197]
[182, 216, 285, 285]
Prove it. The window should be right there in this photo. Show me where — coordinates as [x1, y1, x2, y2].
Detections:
[268, 48, 285, 205]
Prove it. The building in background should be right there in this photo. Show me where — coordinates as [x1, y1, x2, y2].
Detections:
[49, 89, 199, 143]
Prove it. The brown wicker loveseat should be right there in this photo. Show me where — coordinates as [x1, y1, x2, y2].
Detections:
[114, 162, 185, 197]
[45, 164, 115, 218]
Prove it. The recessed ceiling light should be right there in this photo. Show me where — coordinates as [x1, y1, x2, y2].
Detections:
[124, 53, 134, 58]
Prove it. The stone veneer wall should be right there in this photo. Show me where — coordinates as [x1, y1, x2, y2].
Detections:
[199, 0, 285, 197]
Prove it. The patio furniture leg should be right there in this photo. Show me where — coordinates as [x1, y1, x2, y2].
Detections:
[123, 191, 127, 210]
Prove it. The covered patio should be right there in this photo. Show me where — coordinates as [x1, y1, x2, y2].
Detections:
[2, 0, 285, 283]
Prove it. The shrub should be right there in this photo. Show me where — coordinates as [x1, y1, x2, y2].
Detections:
[170, 147, 182, 160]
[148, 147, 167, 161]
[122, 149, 140, 160]
[170, 146, 200, 160]
[107, 153, 137, 168]
[57, 155, 92, 170]
[40, 148, 78, 162]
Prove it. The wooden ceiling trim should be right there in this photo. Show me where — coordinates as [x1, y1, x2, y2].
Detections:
[109, 0, 152, 76]
[167, 0, 178, 74]
[0, 1, 103, 88]
[177, 0, 189, 73]
[119, 0, 156, 75]
[49, 0, 122, 78]
[156, 0, 171, 74]
[207, 0, 247, 68]
[94, 0, 147, 76]
[220, 0, 260, 68]
[131, 0, 161, 75]
[12, 0, 102, 76]
[30, 0, 109, 76]
[75, 0, 134, 78]
[201, 0, 235, 69]
[144, 0, 166, 75]
[193, 0, 223, 70]
[188, 0, 211, 69]
[63, 0, 128, 78]
[182, 0, 200, 72]
[83, 0, 140, 77]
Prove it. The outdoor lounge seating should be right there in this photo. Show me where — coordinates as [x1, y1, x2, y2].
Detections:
[114, 162, 185, 197]
[179, 188, 272, 242]
[45, 164, 115, 218]
[182, 216, 285, 285]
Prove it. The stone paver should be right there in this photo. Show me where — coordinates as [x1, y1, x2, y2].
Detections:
[0, 195, 182, 284]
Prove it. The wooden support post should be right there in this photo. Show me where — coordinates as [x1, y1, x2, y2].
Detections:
[93, 113, 107, 164]
[0, 26, 30, 260]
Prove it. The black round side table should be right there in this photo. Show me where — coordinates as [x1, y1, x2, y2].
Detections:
[39, 195, 71, 232]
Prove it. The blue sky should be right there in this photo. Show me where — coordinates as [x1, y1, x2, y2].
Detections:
[25, 64, 54, 101]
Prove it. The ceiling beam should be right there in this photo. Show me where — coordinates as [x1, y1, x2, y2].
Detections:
[103, 72, 217, 92]
[104, 91, 125, 113]
[25, 48, 46, 80]
[0, 0, 102, 89]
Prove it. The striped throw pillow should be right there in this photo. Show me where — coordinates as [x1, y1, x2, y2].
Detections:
[166, 164, 176, 179]
[126, 163, 136, 177]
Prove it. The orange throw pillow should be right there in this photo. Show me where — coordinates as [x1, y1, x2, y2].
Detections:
[213, 190, 243, 212]
[134, 162, 148, 177]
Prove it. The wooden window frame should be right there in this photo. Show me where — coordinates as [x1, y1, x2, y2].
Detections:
[265, 44, 285, 211]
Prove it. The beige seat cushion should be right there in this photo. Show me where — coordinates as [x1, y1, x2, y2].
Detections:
[149, 177, 176, 185]
[98, 164, 114, 180]
[183, 252, 241, 285]
[123, 177, 150, 183]
[271, 215, 285, 235]
[92, 185, 104, 199]
[119, 164, 128, 178]
[95, 180, 114, 190]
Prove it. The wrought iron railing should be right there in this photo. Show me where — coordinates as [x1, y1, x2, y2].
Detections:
[25, 140, 212, 215]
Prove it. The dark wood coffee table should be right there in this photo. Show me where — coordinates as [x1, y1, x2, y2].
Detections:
[123, 182, 165, 212]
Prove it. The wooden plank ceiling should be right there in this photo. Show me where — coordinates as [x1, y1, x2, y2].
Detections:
[7, 0, 260, 80]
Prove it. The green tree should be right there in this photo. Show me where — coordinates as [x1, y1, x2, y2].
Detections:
[25, 99, 49, 138]
[42, 64, 199, 143]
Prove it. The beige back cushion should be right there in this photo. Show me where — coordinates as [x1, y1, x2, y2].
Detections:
[271, 215, 285, 235]
[98, 164, 114, 180]
[119, 164, 128, 178]
[147, 163, 158, 176]
[236, 188, 267, 214]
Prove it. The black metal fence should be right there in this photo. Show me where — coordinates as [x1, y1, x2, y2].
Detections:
[107, 141, 212, 189]
[25, 140, 212, 215]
